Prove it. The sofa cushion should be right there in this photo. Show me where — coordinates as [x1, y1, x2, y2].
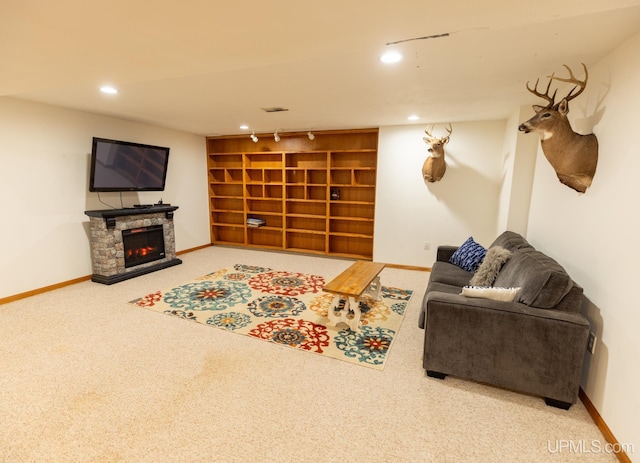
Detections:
[493, 248, 573, 309]
[490, 231, 533, 252]
[470, 246, 512, 287]
[449, 237, 487, 272]
[429, 261, 473, 287]
[427, 281, 466, 295]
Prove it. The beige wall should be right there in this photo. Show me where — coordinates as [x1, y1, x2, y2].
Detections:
[497, 107, 538, 236]
[0, 98, 209, 298]
[374, 120, 506, 267]
[526, 31, 640, 452]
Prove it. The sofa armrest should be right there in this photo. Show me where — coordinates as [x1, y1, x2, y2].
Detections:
[436, 245, 458, 263]
[423, 291, 589, 404]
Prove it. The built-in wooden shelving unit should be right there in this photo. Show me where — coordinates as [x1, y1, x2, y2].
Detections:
[206, 129, 378, 259]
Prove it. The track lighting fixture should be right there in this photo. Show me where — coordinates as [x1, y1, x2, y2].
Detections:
[307, 131, 315, 140]
[274, 131, 280, 142]
[250, 132, 258, 143]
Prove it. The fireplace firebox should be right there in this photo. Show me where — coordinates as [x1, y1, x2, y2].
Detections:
[122, 225, 165, 268]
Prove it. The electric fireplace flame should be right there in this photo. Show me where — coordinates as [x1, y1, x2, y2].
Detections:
[122, 225, 166, 268]
[126, 245, 157, 259]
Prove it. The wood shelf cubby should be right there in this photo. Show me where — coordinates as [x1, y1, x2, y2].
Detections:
[206, 129, 377, 259]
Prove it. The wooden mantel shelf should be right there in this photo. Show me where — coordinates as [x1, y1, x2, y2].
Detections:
[85, 205, 179, 218]
[85, 205, 179, 228]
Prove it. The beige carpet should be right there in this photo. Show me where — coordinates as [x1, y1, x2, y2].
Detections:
[0, 246, 616, 463]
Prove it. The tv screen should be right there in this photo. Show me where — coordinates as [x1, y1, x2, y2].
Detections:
[89, 137, 170, 192]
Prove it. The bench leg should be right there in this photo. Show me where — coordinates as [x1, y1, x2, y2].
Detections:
[327, 295, 344, 327]
[326, 295, 361, 331]
[347, 297, 361, 331]
[365, 275, 382, 301]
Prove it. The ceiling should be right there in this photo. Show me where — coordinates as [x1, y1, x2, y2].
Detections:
[3, 0, 640, 137]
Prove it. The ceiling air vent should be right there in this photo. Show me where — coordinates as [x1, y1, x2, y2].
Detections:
[261, 107, 289, 113]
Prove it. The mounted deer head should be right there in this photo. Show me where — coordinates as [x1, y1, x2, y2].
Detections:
[518, 63, 598, 193]
[422, 123, 452, 183]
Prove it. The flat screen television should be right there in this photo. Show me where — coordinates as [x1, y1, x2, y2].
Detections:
[89, 137, 170, 192]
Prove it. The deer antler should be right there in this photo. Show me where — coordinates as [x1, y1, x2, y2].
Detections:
[442, 123, 452, 143]
[526, 75, 558, 108]
[549, 63, 588, 103]
[424, 124, 452, 141]
[424, 125, 435, 139]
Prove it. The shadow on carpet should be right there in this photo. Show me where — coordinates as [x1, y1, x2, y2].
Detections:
[129, 264, 413, 370]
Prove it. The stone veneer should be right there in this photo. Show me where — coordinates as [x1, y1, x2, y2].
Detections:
[88, 210, 179, 283]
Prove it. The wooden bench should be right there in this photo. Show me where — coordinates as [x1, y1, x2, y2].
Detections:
[322, 261, 385, 331]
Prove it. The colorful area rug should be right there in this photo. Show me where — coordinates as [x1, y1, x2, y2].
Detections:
[129, 264, 413, 370]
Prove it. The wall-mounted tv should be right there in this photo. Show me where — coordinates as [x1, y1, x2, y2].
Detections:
[89, 137, 170, 192]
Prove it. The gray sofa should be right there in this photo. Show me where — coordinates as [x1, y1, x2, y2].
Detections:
[418, 231, 590, 409]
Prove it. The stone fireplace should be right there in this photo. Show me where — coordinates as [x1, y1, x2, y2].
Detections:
[85, 205, 182, 284]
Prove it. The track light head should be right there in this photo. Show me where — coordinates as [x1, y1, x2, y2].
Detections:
[307, 131, 315, 140]
[250, 131, 258, 143]
[274, 131, 280, 142]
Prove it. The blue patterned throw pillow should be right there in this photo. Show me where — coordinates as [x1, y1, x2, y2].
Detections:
[449, 237, 487, 272]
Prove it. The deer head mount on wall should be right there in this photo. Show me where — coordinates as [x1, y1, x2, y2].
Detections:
[422, 123, 452, 183]
[518, 63, 598, 193]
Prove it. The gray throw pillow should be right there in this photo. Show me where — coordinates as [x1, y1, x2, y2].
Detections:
[469, 246, 512, 287]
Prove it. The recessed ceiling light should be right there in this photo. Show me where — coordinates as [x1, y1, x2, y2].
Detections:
[380, 50, 402, 64]
[239, 124, 249, 130]
[408, 115, 420, 121]
[100, 86, 118, 94]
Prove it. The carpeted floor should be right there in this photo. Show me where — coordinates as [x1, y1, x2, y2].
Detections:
[0, 246, 616, 463]
[129, 264, 413, 370]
